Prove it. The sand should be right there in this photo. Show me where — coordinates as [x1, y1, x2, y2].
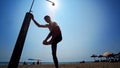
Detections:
[0, 62, 120, 68]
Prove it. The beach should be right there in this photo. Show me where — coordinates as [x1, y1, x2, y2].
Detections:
[0, 62, 120, 68]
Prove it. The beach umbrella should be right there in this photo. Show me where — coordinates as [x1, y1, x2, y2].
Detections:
[98, 55, 103, 61]
[103, 52, 112, 57]
[91, 54, 98, 61]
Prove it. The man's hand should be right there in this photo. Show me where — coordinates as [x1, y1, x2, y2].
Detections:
[30, 13, 34, 20]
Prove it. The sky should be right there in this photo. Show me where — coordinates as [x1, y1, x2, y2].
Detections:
[0, 0, 120, 62]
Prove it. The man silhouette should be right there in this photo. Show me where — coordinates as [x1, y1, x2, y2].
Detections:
[31, 14, 62, 68]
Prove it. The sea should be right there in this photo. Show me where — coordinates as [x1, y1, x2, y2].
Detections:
[0, 62, 81, 66]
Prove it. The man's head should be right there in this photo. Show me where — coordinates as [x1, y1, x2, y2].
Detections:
[44, 15, 51, 23]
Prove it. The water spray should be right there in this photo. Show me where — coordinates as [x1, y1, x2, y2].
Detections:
[46, 0, 55, 6]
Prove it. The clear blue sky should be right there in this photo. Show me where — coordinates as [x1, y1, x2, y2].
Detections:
[0, 0, 120, 62]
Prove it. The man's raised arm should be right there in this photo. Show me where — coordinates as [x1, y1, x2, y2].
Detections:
[31, 14, 47, 28]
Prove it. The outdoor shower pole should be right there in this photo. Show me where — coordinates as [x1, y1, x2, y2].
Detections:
[7, 0, 34, 68]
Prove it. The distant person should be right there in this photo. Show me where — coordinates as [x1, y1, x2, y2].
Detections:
[37, 60, 39, 65]
[32, 62, 35, 65]
[23, 61, 27, 65]
[31, 14, 62, 68]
